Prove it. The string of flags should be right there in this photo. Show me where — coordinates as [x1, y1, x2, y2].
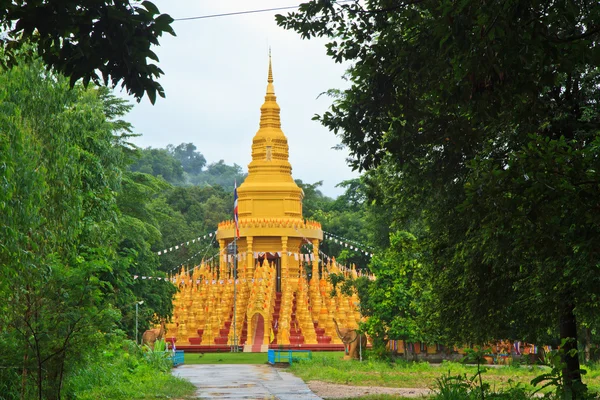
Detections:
[133, 275, 173, 282]
[158, 227, 374, 274]
[318, 249, 336, 263]
[133, 275, 301, 285]
[132, 254, 354, 283]
[157, 229, 373, 258]
[169, 233, 220, 272]
[137, 226, 377, 283]
[294, 227, 374, 259]
[157, 230, 217, 256]
[318, 249, 357, 272]
[323, 230, 374, 250]
[322, 230, 374, 257]
[135, 247, 370, 283]
[169, 249, 219, 273]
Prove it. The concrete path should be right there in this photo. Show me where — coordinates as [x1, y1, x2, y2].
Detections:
[172, 364, 322, 400]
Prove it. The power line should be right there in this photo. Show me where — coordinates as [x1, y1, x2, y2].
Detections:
[173, 1, 355, 22]
[174, 5, 300, 21]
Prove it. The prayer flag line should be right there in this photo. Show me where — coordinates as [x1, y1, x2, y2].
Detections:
[157, 230, 217, 256]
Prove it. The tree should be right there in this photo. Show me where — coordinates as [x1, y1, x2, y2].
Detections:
[114, 172, 177, 336]
[189, 159, 246, 190]
[168, 142, 207, 175]
[124, 147, 244, 273]
[295, 179, 329, 220]
[154, 184, 229, 272]
[294, 179, 373, 268]
[1, 1, 175, 103]
[129, 145, 247, 189]
[278, 1, 600, 396]
[0, 56, 128, 399]
[332, 230, 428, 357]
[129, 146, 185, 184]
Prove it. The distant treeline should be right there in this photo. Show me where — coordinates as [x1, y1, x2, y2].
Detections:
[128, 142, 246, 190]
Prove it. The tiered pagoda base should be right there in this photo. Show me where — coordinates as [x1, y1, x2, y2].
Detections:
[165, 257, 369, 353]
[169, 343, 348, 353]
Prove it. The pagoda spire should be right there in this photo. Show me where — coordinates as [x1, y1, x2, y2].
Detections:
[235, 53, 304, 220]
[260, 51, 280, 129]
[268, 48, 273, 84]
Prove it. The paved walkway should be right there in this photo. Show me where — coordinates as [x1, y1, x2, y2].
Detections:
[172, 364, 322, 400]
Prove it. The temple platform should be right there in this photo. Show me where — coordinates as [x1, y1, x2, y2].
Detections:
[164, 58, 368, 358]
[173, 343, 350, 353]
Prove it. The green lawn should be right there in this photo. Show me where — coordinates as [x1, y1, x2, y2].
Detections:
[184, 350, 347, 365]
[184, 351, 268, 364]
[286, 354, 600, 395]
[336, 397, 416, 400]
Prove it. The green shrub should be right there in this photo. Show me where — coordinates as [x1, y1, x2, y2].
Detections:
[143, 339, 173, 372]
[435, 373, 473, 399]
[63, 338, 194, 399]
[0, 367, 24, 400]
[433, 372, 534, 400]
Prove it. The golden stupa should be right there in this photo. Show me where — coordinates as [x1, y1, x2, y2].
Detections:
[166, 57, 362, 352]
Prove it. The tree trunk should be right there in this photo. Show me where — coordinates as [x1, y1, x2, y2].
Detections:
[36, 346, 42, 400]
[585, 328, 591, 363]
[21, 353, 28, 400]
[57, 355, 65, 400]
[560, 301, 585, 399]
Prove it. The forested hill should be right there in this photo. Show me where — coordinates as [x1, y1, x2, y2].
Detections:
[128, 143, 246, 190]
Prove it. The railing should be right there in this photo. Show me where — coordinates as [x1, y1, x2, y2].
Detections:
[267, 349, 312, 365]
[171, 350, 184, 367]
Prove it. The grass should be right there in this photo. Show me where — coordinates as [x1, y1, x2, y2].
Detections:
[69, 364, 196, 400]
[185, 351, 268, 364]
[285, 353, 600, 395]
[65, 341, 197, 400]
[335, 397, 418, 400]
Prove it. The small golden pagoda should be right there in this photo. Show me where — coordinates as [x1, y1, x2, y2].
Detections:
[166, 57, 362, 352]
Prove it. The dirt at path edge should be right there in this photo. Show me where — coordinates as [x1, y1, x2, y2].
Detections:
[307, 380, 433, 399]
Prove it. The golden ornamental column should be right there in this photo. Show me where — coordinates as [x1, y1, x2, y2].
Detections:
[247, 236, 254, 279]
[312, 239, 319, 280]
[281, 236, 288, 280]
[219, 239, 225, 274]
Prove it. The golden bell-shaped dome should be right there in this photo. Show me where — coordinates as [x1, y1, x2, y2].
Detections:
[237, 55, 303, 219]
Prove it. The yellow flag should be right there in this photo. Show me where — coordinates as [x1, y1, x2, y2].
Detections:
[270, 328, 275, 343]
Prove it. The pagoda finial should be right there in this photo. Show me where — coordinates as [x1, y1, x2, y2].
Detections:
[268, 47, 273, 84]
[258, 52, 280, 128]
[266, 50, 275, 95]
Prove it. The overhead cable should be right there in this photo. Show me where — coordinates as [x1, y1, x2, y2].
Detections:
[174, 1, 355, 22]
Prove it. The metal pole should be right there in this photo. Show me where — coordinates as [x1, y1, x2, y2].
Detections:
[135, 302, 139, 345]
[233, 237, 238, 352]
[359, 333, 362, 362]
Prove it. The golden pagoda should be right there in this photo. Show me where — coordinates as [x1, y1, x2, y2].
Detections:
[166, 56, 362, 352]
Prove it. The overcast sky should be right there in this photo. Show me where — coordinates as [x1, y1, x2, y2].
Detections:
[120, 1, 359, 198]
